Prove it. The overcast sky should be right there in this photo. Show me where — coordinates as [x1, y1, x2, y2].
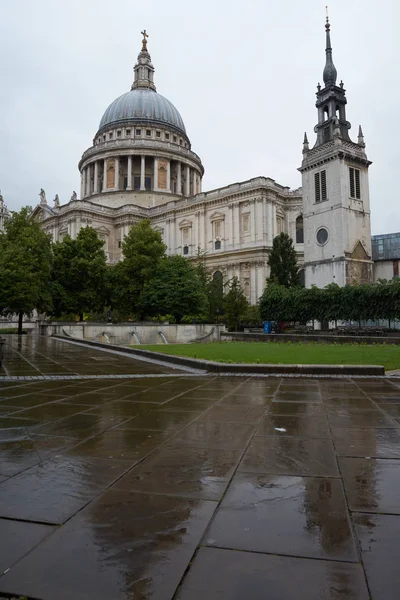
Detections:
[0, 0, 398, 234]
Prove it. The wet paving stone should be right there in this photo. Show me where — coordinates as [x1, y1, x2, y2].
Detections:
[0, 416, 43, 429]
[197, 405, 266, 424]
[0, 490, 216, 600]
[31, 412, 125, 439]
[273, 391, 322, 403]
[339, 457, 400, 514]
[13, 401, 90, 421]
[205, 473, 357, 561]
[0, 456, 132, 524]
[114, 445, 242, 500]
[239, 436, 339, 477]
[2, 337, 400, 599]
[255, 414, 330, 438]
[0, 518, 55, 574]
[114, 410, 199, 433]
[159, 397, 218, 411]
[331, 427, 400, 458]
[377, 404, 400, 418]
[353, 513, 400, 600]
[216, 394, 274, 407]
[72, 428, 171, 461]
[267, 401, 325, 416]
[176, 547, 370, 600]
[172, 421, 255, 449]
[327, 409, 398, 428]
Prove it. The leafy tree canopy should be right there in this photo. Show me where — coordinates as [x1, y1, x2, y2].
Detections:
[268, 232, 299, 288]
[0, 206, 53, 332]
[223, 276, 248, 331]
[51, 227, 107, 320]
[142, 255, 207, 323]
[110, 219, 166, 317]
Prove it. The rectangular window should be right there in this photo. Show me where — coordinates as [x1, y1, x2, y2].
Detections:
[145, 177, 151, 191]
[118, 241, 122, 248]
[146, 129, 151, 136]
[136, 129, 141, 136]
[349, 167, 361, 199]
[314, 170, 327, 203]
[133, 176, 140, 190]
[117, 130, 121, 137]
[173, 135, 177, 142]
[165, 133, 170, 140]
[156, 131, 161, 138]
[126, 129, 131, 136]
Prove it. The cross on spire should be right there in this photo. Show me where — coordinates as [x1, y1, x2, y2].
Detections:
[141, 29, 149, 51]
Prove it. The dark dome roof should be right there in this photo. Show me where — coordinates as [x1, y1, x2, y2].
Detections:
[98, 89, 186, 135]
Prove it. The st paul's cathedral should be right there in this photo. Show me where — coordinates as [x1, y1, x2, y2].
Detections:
[29, 19, 376, 304]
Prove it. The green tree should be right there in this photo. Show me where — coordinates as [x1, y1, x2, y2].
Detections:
[0, 207, 52, 333]
[111, 219, 166, 318]
[51, 227, 107, 320]
[208, 271, 225, 322]
[268, 232, 299, 288]
[223, 276, 248, 331]
[142, 255, 207, 323]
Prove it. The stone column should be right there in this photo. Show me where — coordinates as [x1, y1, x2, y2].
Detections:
[199, 210, 205, 252]
[80, 171, 84, 198]
[170, 217, 176, 254]
[185, 165, 190, 196]
[257, 263, 266, 299]
[229, 203, 234, 246]
[256, 198, 264, 241]
[267, 201, 273, 243]
[234, 203, 240, 245]
[93, 161, 99, 194]
[140, 155, 145, 190]
[86, 166, 91, 196]
[193, 171, 196, 195]
[166, 159, 171, 192]
[114, 157, 120, 190]
[153, 157, 158, 191]
[177, 162, 182, 194]
[272, 204, 277, 238]
[102, 160, 107, 192]
[127, 156, 132, 190]
[250, 264, 257, 305]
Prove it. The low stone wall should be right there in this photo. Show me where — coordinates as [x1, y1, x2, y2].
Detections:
[221, 331, 400, 345]
[52, 336, 386, 376]
[40, 322, 225, 345]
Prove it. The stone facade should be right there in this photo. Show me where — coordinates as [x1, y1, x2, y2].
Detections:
[27, 23, 390, 303]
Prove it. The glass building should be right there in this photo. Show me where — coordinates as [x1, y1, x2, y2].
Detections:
[372, 232, 400, 261]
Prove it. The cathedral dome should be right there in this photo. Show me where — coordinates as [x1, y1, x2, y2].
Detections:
[98, 89, 186, 136]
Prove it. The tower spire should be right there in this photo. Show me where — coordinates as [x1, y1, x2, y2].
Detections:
[323, 9, 337, 86]
[131, 30, 156, 92]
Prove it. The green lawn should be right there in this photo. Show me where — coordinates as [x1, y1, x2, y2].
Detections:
[134, 342, 400, 370]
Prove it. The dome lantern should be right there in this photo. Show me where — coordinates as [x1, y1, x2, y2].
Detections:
[131, 30, 156, 92]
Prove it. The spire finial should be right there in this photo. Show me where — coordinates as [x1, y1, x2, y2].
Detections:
[131, 31, 156, 91]
[303, 132, 309, 154]
[358, 125, 366, 147]
[323, 10, 337, 86]
[141, 29, 149, 51]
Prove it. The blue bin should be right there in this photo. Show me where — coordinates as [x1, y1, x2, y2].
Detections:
[263, 321, 272, 334]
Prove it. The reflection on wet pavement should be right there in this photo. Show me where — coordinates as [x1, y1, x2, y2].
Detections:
[0, 335, 399, 598]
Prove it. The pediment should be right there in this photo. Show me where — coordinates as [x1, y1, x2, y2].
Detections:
[210, 211, 225, 222]
[31, 204, 55, 222]
[348, 240, 371, 261]
[178, 219, 193, 229]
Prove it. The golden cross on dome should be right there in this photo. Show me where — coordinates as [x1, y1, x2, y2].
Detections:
[141, 29, 149, 50]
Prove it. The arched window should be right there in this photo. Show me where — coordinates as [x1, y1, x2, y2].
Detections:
[296, 215, 304, 244]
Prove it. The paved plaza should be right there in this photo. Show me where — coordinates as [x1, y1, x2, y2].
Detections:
[0, 336, 400, 599]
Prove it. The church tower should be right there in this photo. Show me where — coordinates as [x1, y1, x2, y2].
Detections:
[299, 16, 373, 288]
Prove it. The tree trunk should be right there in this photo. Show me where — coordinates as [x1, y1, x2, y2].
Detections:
[18, 312, 23, 335]
[79, 312, 84, 322]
